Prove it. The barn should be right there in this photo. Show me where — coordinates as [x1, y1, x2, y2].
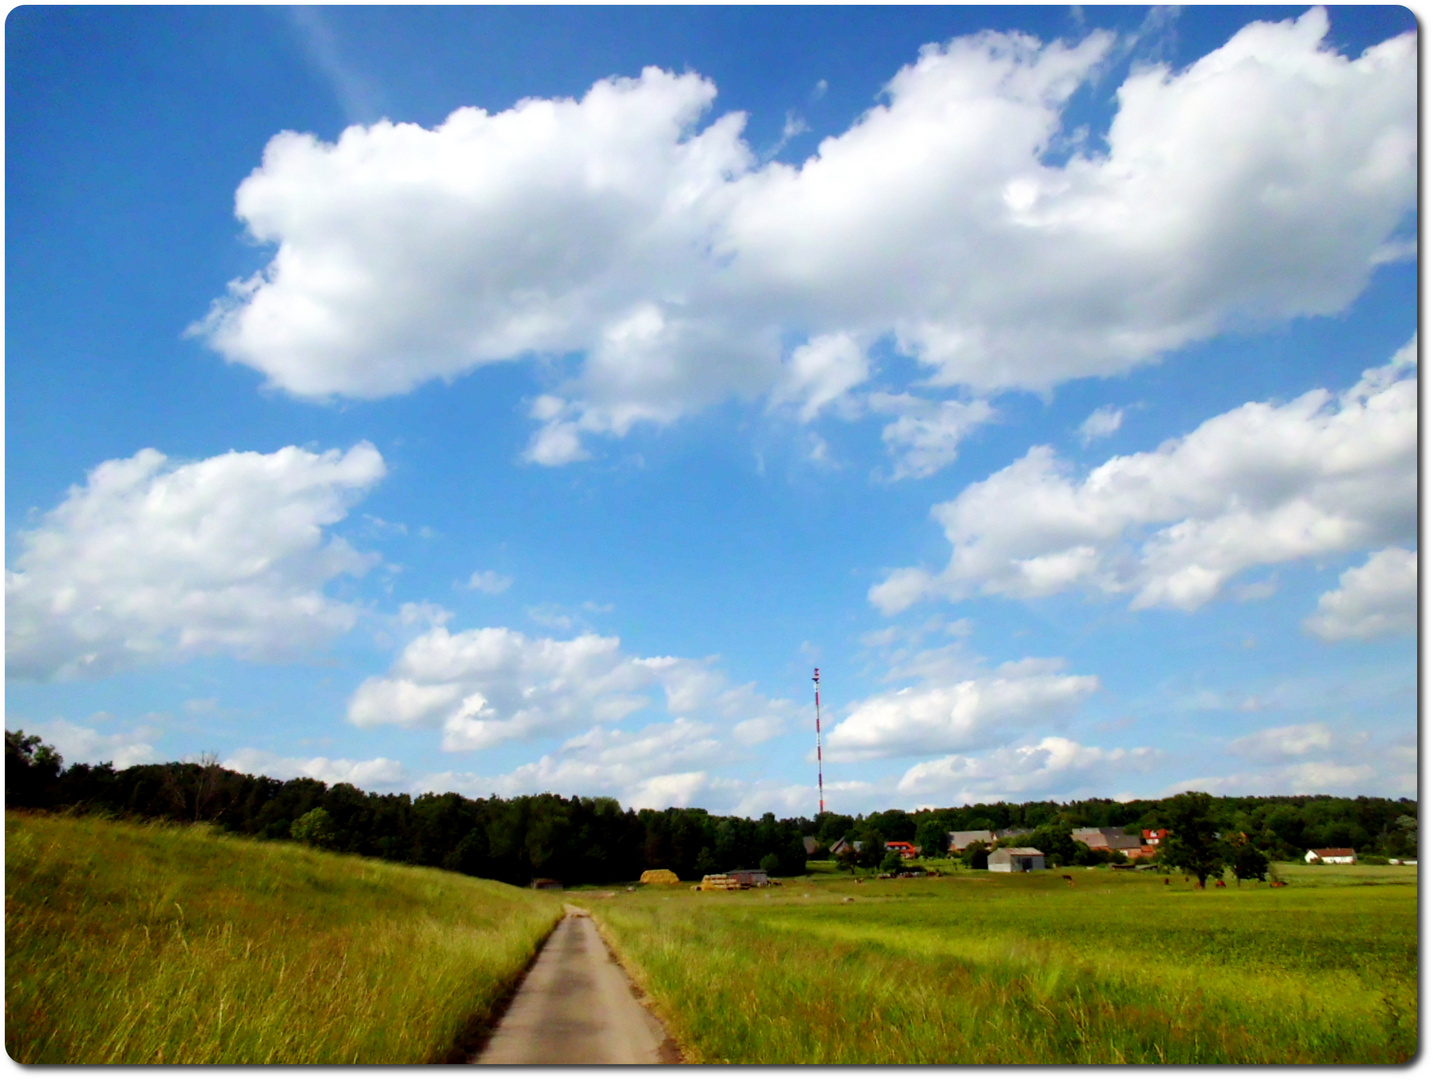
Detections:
[1305, 848, 1357, 865]
[989, 847, 1045, 873]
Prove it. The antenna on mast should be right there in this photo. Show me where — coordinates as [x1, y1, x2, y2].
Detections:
[813, 667, 825, 817]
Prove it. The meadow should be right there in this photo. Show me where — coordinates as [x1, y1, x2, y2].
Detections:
[587, 861, 1417, 1065]
[5, 811, 564, 1064]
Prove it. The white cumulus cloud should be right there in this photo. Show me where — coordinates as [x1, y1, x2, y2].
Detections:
[871, 393, 996, 480]
[1226, 722, 1335, 763]
[347, 625, 796, 752]
[1303, 546, 1416, 641]
[195, 12, 1413, 462]
[465, 570, 513, 594]
[18, 716, 163, 770]
[224, 747, 406, 788]
[871, 340, 1415, 614]
[825, 655, 1099, 761]
[897, 736, 1160, 803]
[6, 443, 386, 680]
[1078, 405, 1124, 444]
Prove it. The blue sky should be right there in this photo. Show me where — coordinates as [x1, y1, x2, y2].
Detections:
[6, 6, 1416, 817]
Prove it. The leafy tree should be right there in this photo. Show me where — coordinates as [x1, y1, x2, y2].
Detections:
[915, 818, 951, 860]
[5, 730, 63, 808]
[1231, 845, 1270, 883]
[291, 807, 338, 850]
[961, 841, 989, 870]
[879, 849, 905, 874]
[760, 852, 781, 876]
[1159, 792, 1227, 888]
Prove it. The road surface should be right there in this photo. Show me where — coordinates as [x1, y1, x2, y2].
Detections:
[473, 906, 678, 1065]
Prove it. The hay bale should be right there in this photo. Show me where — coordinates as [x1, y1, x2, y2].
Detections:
[640, 868, 680, 885]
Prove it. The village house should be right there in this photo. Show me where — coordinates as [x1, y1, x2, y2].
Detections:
[989, 847, 1045, 873]
[1305, 848, 1357, 864]
[829, 837, 863, 857]
[946, 829, 996, 852]
[884, 840, 919, 859]
[1071, 827, 1143, 853]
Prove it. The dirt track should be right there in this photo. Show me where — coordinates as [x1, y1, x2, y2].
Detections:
[473, 906, 678, 1065]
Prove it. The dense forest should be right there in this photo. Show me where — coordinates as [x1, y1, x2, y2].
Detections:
[5, 729, 1417, 886]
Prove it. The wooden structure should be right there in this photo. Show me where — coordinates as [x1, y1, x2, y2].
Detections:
[989, 847, 1045, 873]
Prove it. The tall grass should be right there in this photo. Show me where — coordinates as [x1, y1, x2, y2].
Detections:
[6, 811, 563, 1064]
[590, 867, 1416, 1064]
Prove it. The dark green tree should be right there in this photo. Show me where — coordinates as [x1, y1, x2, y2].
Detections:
[1159, 792, 1227, 888]
[291, 807, 338, 849]
[1231, 845, 1270, 884]
[5, 730, 63, 808]
[879, 849, 905, 874]
[961, 841, 989, 870]
[915, 818, 951, 860]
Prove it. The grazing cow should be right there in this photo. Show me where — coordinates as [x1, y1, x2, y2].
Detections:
[1164, 878, 1170, 885]
[1214, 879, 1226, 888]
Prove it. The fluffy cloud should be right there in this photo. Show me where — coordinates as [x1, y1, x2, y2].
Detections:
[825, 655, 1099, 761]
[197, 12, 1413, 461]
[872, 341, 1416, 614]
[1303, 546, 1416, 641]
[465, 570, 513, 594]
[897, 736, 1159, 803]
[1225, 722, 1335, 763]
[6, 443, 386, 680]
[224, 748, 406, 788]
[348, 624, 795, 752]
[1180, 722, 1414, 797]
[18, 716, 163, 769]
[768, 333, 871, 422]
[870, 393, 996, 481]
[1078, 406, 1124, 445]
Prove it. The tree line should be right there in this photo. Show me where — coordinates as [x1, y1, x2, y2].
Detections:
[6, 729, 1416, 887]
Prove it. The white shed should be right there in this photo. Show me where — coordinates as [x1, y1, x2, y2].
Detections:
[1305, 848, 1356, 864]
[989, 847, 1045, 873]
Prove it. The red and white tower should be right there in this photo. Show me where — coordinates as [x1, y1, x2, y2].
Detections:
[813, 667, 825, 816]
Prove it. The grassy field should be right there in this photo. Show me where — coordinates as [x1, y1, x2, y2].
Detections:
[5, 811, 564, 1064]
[586, 862, 1417, 1064]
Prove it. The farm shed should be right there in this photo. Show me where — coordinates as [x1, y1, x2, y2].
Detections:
[639, 868, 680, 884]
[884, 841, 918, 859]
[727, 869, 769, 887]
[1305, 848, 1357, 864]
[989, 847, 1045, 873]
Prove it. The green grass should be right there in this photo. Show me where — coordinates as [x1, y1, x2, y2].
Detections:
[589, 864, 1416, 1064]
[6, 811, 564, 1064]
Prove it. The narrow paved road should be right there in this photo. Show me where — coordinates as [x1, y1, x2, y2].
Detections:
[474, 906, 677, 1065]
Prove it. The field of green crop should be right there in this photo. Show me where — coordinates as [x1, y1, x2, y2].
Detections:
[5, 811, 564, 1064]
[587, 863, 1417, 1064]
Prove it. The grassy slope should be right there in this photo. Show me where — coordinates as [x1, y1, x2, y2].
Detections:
[588, 864, 1417, 1065]
[6, 812, 564, 1064]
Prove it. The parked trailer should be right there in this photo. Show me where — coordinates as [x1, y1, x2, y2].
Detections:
[697, 874, 743, 891]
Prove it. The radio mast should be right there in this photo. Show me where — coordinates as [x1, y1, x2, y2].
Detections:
[813, 667, 825, 817]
